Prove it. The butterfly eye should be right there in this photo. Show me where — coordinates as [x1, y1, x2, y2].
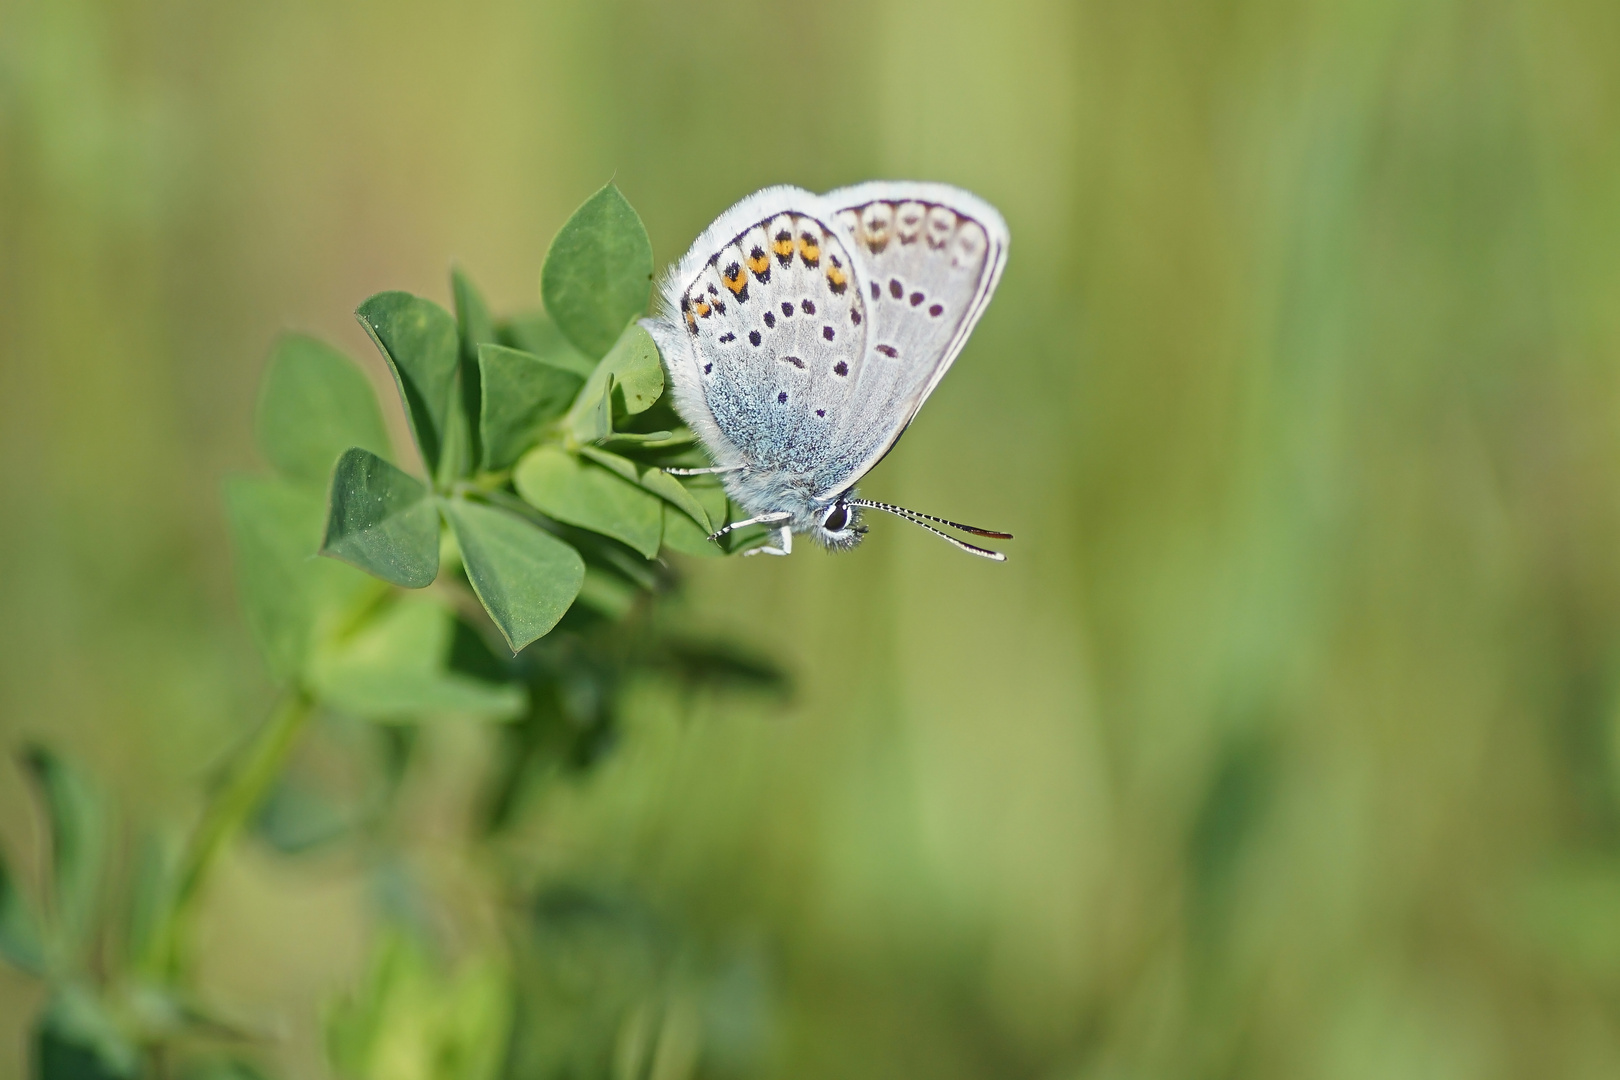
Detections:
[823, 505, 850, 533]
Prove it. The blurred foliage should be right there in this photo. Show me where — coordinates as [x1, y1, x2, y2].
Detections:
[5, 0, 1620, 1077]
[0, 182, 791, 1079]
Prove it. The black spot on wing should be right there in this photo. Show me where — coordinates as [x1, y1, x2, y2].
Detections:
[833, 360, 848, 376]
[875, 344, 899, 358]
[749, 330, 761, 346]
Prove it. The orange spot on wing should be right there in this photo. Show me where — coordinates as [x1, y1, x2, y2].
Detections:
[722, 266, 747, 295]
[693, 298, 711, 317]
[798, 233, 820, 266]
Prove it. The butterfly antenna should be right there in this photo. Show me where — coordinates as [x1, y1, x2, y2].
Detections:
[851, 500, 1010, 561]
[851, 500, 1013, 539]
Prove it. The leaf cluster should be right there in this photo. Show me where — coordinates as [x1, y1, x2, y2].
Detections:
[0, 183, 791, 1080]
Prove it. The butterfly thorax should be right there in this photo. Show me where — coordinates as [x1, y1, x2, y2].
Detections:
[722, 468, 866, 550]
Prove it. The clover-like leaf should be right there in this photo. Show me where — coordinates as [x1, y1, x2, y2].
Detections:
[567, 324, 664, 441]
[321, 448, 440, 589]
[513, 447, 663, 558]
[356, 292, 460, 474]
[442, 499, 586, 652]
[256, 335, 390, 486]
[225, 476, 380, 680]
[497, 311, 596, 378]
[578, 446, 709, 532]
[478, 345, 586, 471]
[541, 183, 654, 359]
[0, 848, 44, 975]
[23, 748, 103, 964]
[308, 596, 526, 720]
[659, 482, 731, 558]
[453, 267, 497, 471]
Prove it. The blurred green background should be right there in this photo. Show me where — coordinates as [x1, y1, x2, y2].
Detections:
[5, 0, 1620, 1076]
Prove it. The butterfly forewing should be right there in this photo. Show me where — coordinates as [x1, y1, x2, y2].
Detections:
[680, 211, 869, 479]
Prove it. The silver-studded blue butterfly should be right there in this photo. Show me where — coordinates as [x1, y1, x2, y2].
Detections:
[642, 182, 1012, 559]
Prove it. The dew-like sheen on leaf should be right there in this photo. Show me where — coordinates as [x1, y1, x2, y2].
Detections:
[321, 448, 440, 588]
[541, 183, 654, 360]
[256, 334, 390, 485]
[356, 292, 460, 474]
[442, 498, 586, 651]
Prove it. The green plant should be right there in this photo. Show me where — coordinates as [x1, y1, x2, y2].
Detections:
[0, 183, 786, 1080]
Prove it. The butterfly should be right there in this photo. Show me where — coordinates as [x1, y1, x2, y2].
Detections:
[642, 182, 1012, 560]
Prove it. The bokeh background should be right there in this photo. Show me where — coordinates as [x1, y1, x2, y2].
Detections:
[5, 0, 1620, 1076]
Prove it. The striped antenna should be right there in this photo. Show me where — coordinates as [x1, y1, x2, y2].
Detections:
[851, 500, 1012, 561]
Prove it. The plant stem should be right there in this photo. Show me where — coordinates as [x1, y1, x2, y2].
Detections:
[157, 691, 314, 977]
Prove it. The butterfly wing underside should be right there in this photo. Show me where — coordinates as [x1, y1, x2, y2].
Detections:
[813, 182, 1009, 500]
[649, 187, 870, 484]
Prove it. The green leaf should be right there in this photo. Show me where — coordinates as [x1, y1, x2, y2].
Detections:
[496, 312, 596, 379]
[124, 831, 181, 974]
[22, 749, 103, 967]
[320, 448, 440, 589]
[478, 345, 587, 471]
[254, 777, 351, 855]
[179, 1059, 272, 1080]
[441, 499, 586, 652]
[452, 267, 496, 474]
[308, 596, 527, 720]
[578, 446, 709, 531]
[356, 292, 460, 474]
[34, 987, 139, 1080]
[0, 848, 44, 975]
[256, 335, 390, 486]
[540, 183, 653, 359]
[566, 324, 664, 441]
[660, 483, 732, 558]
[513, 447, 663, 559]
[224, 475, 380, 680]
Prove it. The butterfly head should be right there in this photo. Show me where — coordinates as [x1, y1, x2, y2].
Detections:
[811, 495, 867, 551]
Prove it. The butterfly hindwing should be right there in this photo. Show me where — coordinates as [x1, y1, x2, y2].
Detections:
[815, 183, 1009, 499]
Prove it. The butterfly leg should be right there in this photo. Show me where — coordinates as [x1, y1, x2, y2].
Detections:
[742, 526, 792, 557]
[664, 464, 746, 476]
